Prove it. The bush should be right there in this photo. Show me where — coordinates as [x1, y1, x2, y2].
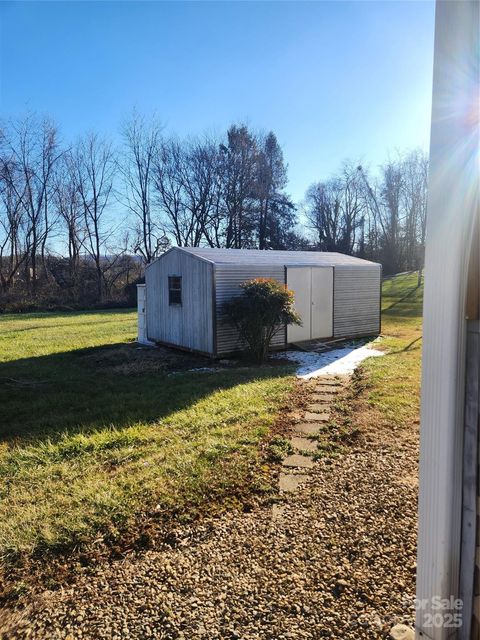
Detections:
[223, 278, 301, 362]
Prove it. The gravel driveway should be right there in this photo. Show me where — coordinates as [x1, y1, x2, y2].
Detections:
[0, 378, 418, 640]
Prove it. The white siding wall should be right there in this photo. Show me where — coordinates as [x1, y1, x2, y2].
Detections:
[416, 2, 479, 638]
[145, 250, 214, 354]
[215, 264, 286, 355]
[333, 266, 381, 338]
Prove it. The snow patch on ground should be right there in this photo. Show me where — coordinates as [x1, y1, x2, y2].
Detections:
[275, 343, 384, 379]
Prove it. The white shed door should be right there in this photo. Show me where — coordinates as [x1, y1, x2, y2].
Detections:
[287, 267, 333, 342]
[311, 267, 333, 339]
[287, 267, 311, 342]
[137, 285, 147, 342]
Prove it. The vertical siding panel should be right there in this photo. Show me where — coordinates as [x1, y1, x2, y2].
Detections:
[215, 265, 287, 355]
[145, 250, 214, 354]
[333, 266, 381, 338]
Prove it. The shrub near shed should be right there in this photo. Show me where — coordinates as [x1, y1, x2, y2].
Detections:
[223, 278, 301, 362]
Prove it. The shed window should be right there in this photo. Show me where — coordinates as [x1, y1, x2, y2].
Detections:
[168, 276, 182, 305]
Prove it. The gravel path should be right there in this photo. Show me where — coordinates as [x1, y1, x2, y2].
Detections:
[0, 377, 418, 640]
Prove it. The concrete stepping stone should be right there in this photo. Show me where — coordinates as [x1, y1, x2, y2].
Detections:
[308, 403, 330, 411]
[278, 472, 309, 492]
[290, 436, 318, 453]
[308, 403, 332, 412]
[272, 504, 286, 520]
[282, 454, 315, 469]
[294, 422, 324, 436]
[311, 394, 336, 402]
[312, 387, 338, 395]
[304, 411, 330, 422]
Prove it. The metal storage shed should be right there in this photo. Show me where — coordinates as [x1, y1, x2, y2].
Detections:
[142, 247, 382, 356]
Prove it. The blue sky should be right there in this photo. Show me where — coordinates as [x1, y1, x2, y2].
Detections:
[0, 1, 435, 203]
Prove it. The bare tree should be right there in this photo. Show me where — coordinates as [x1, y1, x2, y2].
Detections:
[402, 149, 428, 285]
[120, 111, 167, 263]
[305, 162, 365, 254]
[73, 133, 116, 301]
[337, 161, 365, 254]
[153, 138, 203, 246]
[0, 154, 29, 292]
[357, 153, 428, 275]
[305, 179, 343, 250]
[0, 115, 61, 292]
[53, 152, 84, 292]
[179, 137, 223, 247]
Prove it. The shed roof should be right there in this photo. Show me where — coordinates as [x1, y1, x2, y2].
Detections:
[176, 247, 380, 267]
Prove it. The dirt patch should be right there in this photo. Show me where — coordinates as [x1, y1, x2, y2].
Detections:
[81, 343, 213, 376]
[81, 343, 295, 377]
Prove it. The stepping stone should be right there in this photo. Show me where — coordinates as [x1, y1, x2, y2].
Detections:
[304, 411, 330, 422]
[316, 378, 341, 386]
[308, 403, 332, 412]
[294, 422, 324, 436]
[313, 387, 338, 395]
[279, 472, 308, 492]
[272, 504, 286, 520]
[290, 436, 318, 453]
[311, 394, 336, 402]
[308, 403, 330, 411]
[282, 454, 315, 469]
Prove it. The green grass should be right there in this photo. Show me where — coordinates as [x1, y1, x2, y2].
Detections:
[0, 310, 294, 561]
[360, 272, 423, 430]
[0, 274, 423, 566]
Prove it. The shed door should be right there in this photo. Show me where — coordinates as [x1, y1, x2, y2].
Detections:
[137, 285, 147, 342]
[311, 267, 333, 339]
[287, 267, 311, 342]
[287, 266, 333, 342]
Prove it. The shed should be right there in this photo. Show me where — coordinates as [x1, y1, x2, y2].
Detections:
[142, 247, 382, 356]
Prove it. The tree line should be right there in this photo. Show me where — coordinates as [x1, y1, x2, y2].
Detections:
[304, 151, 428, 281]
[0, 112, 428, 310]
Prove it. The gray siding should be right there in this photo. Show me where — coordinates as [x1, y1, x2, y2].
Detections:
[144, 248, 382, 356]
[145, 250, 214, 354]
[215, 264, 286, 355]
[333, 265, 381, 337]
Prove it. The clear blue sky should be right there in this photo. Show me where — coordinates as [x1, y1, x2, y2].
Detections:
[0, 1, 435, 203]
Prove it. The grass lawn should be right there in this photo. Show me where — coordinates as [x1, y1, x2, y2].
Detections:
[0, 310, 295, 565]
[0, 273, 423, 586]
[354, 272, 423, 442]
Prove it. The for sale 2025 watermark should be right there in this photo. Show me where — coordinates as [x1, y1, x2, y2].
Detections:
[351, 595, 463, 630]
[415, 596, 463, 629]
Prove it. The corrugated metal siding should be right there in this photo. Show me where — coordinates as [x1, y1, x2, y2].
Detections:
[215, 264, 286, 355]
[145, 250, 214, 354]
[333, 265, 381, 338]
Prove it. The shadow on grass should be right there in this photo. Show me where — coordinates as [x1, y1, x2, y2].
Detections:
[383, 284, 422, 314]
[0, 342, 292, 444]
[1, 318, 132, 335]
